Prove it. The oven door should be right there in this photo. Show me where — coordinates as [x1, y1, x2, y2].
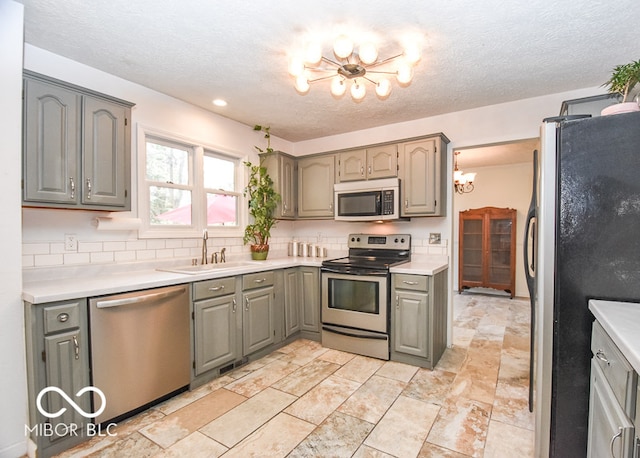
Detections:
[321, 270, 388, 333]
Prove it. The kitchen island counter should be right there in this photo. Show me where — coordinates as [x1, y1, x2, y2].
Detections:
[589, 299, 640, 375]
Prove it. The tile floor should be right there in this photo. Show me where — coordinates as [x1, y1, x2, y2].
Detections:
[57, 292, 534, 458]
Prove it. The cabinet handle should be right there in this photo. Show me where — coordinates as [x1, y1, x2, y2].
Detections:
[595, 350, 610, 366]
[254, 278, 266, 284]
[395, 295, 399, 309]
[405, 199, 409, 208]
[232, 298, 237, 313]
[360, 166, 364, 176]
[610, 427, 622, 458]
[69, 178, 75, 199]
[402, 280, 419, 285]
[86, 178, 92, 200]
[208, 285, 225, 292]
[57, 312, 69, 323]
[329, 202, 333, 211]
[73, 335, 79, 360]
[244, 297, 249, 311]
[368, 165, 372, 175]
[283, 202, 288, 211]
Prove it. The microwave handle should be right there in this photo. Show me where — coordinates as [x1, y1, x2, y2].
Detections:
[376, 193, 382, 214]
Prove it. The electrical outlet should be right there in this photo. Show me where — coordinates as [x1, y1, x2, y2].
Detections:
[429, 233, 441, 244]
[64, 234, 78, 251]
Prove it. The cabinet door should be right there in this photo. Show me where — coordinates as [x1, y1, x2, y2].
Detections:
[194, 294, 238, 375]
[338, 149, 366, 182]
[367, 144, 398, 180]
[298, 155, 335, 218]
[393, 290, 429, 358]
[243, 287, 275, 355]
[300, 267, 320, 333]
[280, 155, 296, 218]
[459, 213, 484, 288]
[82, 96, 128, 207]
[44, 330, 89, 442]
[588, 360, 634, 458]
[23, 78, 81, 205]
[283, 268, 300, 337]
[487, 214, 515, 291]
[399, 139, 437, 215]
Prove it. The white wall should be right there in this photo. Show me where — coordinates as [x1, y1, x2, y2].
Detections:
[0, 1, 27, 457]
[453, 162, 534, 298]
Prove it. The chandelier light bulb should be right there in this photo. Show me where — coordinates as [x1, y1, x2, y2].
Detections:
[359, 42, 378, 65]
[295, 76, 310, 94]
[403, 45, 421, 65]
[396, 62, 414, 84]
[288, 57, 305, 77]
[351, 80, 366, 100]
[334, 35, 354, 59]
[375, 78, 391, 97]
[330, 77, 347, 97]
[305, 42, 322, 65]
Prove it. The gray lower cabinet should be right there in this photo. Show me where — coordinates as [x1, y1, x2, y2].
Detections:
[391, 270, 447, 369]
[398, 134, 449, 217]
[193, 277, 238, 376]
[24, 299, 91, 458]
[23, 70, 133, 211]
[297, 155, 335, 218]
[242, 271, 276, 356]
[283, 266, 320, 339]
[588, 321, 637, 458]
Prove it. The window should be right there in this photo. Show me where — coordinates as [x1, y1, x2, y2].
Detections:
[139, 129, 244, 238]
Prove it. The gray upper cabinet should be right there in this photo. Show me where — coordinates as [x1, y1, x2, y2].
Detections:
[338, 145, 398, 182]
[297, 155, 335, 219]
[398, 134, 449, 217]
[23, 71, 134, 211]
[261, 152, 297, 219]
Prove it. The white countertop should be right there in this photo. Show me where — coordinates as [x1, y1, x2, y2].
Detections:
[589, 299, 640, 374]
[22, 254, 449, 304]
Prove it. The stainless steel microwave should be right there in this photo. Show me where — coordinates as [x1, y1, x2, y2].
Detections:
[334, 178, 400, 221]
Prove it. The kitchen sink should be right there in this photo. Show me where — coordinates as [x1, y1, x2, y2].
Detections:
[157, 261, 254, 275]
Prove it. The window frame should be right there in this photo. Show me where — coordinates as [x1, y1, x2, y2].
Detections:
[138, 125, 246, 239]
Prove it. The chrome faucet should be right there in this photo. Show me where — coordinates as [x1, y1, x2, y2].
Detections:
[210, 247, 226, 264]
[201, 229, 208, 264]
[220, 247, 226, 263]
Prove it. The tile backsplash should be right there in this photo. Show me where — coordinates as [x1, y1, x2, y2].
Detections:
[22, 236, 447, 269]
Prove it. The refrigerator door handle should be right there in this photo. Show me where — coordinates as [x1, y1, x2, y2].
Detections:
[524, 149, 538, 414]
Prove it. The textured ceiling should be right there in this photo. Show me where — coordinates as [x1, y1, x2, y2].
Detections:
[17, 0, 640, 143]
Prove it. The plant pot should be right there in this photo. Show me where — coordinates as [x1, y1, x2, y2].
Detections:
[601, 102, 640, 116]
[250, 244, 269, 261]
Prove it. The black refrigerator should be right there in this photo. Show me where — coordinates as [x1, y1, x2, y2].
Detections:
[527, 110, 640, 457]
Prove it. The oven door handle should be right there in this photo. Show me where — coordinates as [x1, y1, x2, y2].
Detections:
[322, 325, 388, 340]
[321, 267, 388, 276]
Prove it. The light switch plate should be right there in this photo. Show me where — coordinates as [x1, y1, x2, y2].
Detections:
[429, 233, 441, 244]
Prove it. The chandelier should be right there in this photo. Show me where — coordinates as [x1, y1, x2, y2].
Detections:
[454, 151, 477, 194]
[288, 34, 421, 101]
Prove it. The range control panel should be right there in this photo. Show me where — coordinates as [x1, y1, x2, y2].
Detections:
[347, 233, 411, 251]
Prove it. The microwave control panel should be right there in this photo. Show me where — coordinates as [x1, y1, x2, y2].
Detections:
[382, 190, 395, 215]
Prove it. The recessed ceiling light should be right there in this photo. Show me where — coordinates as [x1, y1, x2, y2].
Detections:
[212, 99, 227, 107]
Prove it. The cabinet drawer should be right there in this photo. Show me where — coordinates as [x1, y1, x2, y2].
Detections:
[393, 274, 428, 292]
[243, 271, 275, 290]
[43, 301, 81, 334]
[193, 277, 236, 300]
[592, 321, 637, 414]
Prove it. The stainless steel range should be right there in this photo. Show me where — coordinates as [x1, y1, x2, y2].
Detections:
[321, 233, 411, 360]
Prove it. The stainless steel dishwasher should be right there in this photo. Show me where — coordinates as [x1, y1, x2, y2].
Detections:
[89, 284, 190, 424]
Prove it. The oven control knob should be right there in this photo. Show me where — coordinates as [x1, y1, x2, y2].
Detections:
[401, 238, 405, 243]
[351, 237, 355, 242]
[357, 237, 361, 242]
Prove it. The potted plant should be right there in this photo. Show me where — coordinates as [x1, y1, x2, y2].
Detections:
[243, 125, 280, 260]
[601, 59, 640, 115]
